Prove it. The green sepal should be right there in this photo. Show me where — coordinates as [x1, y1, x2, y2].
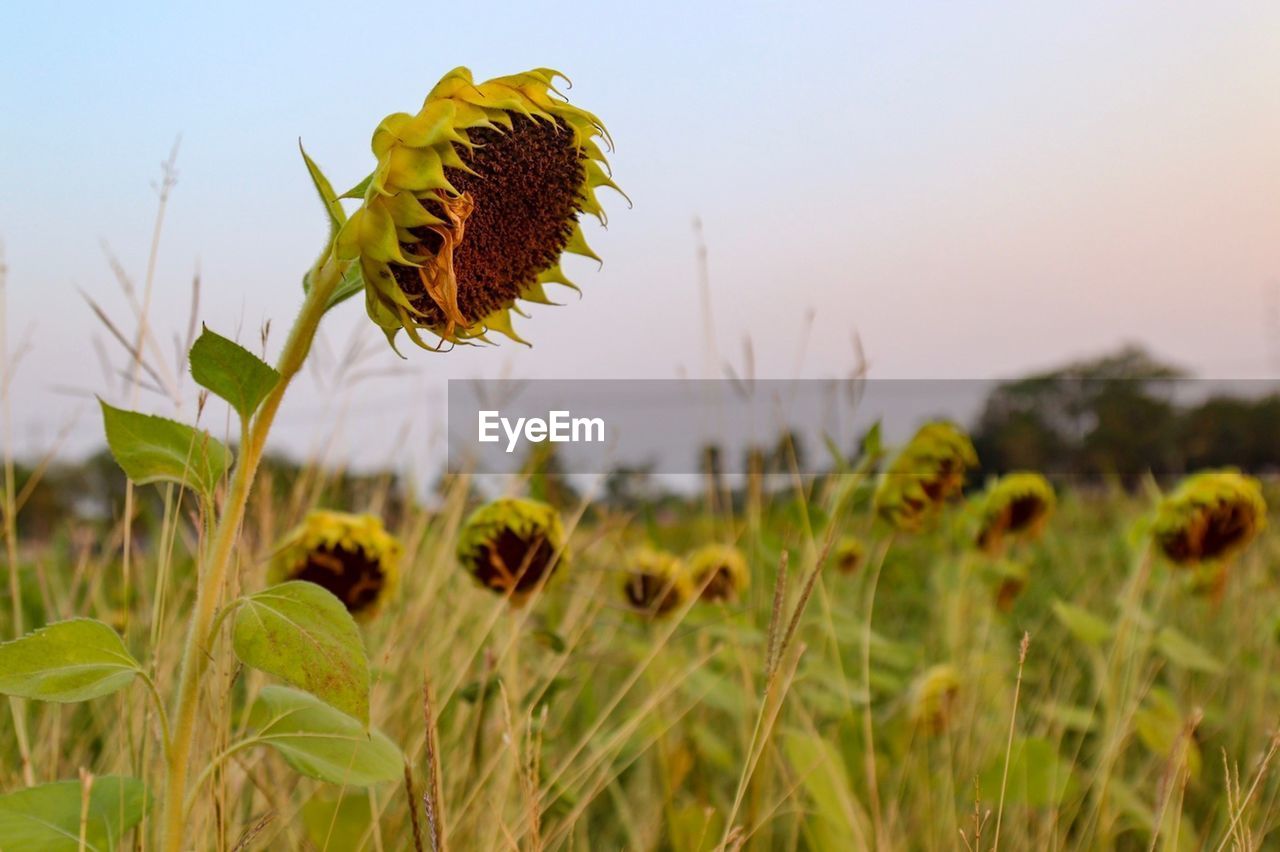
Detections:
[340, 173, 374, 200]
[299, 142, 345, 237]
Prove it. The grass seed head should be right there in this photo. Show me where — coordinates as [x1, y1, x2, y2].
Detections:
[456, 497, 567, 604]
[687, 544, 749, 602]
[336, 67, 622, 350]
[269, 510, 402, 618]
[1153, 469, 1266, 566]
[974, 472, 1055, 553]
[622, 547, 692, 618]
[873, 422, 978, 532]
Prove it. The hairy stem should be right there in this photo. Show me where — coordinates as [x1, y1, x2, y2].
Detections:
[158, 259, 341, 852]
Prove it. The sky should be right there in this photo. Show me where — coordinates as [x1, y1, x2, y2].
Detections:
[1, 1, 1278, 469]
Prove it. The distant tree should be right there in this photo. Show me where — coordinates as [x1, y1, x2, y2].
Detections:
[973, 344, 1185, 481]
[1180, 394, 1280, 472]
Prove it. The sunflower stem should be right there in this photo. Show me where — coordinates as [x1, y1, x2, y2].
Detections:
[158, 257, 342, 852]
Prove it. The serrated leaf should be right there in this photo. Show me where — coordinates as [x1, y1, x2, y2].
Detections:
[100, 401, 232, 497]
[249, 686, 402, 786]
[1052, 599, 1114, 646]
[233, 582, 371, 725]
[0, 776, 149, 851]
[1155, 626, 1224, 674]
[189, 326, 280, 420]
[0, 618, 141, 702]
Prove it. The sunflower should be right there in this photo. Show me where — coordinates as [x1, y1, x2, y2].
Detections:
[687, 544, 748, 602]
[269, 510, 402, 618]
[622, 547, 692, 618]
[1152, 470, 1266, 566]
[456, 498, 567, 603]
[831, 535, 865, 575]
[336, 67, 622, 350]
[974, 472, 1055, 553]
[907, 664, 961, 734]
[874, 422, 978, 532]
[983, 559, 1029, 612]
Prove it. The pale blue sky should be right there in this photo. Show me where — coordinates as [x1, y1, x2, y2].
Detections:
[2, 2, 1278, 466]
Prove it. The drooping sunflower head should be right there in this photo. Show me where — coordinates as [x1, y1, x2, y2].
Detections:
[456, 498, 567, 604]
[832, 535, 865, 575]
[687, 544, 749, 603]
[874, 422, 978, 532]
[983, 559, 1029, 613]
[1152, 470, 1266, 566]
[336, 67, 621, 350]
[269, 510, 402, 619]
[622, 547, 692, 618]
[974, 472, 1055, 553]
[907, 664, 961, 734]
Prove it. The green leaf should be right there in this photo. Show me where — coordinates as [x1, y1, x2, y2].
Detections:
[1038, 702, 1097, 732]
[0, 619, 141, 702]
[300, 141, 346, 234]
[457, 675, 502, 705]
[248, 686, 402, 786]
[188, 325, 280, 421]
[822, 433, 849, 471]
[532, 628, 567, 654]
[783, 730, 872, 848]
[232, 581, 371, 725]
[301, 792, 377, 850]
[859, 420, 884, 462]
[100, 401, 232, 497]
[1051, 599, 1114, 646]
[0, 776, 149, 850]
[1155, 626, 1224, 674]
[979, 737, 1077, 808]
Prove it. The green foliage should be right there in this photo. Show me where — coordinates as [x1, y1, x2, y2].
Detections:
[1052, 599, 1114, 646]
[300, 792, 378, 849]
[0, 618, 141, 702]
[99, 401, 232, 497]
[247, 686, 402, 786]
[1155, 626, 1224, 674]
[232, 581, 371, 725]
[188, 325, 280, 421]
[0, 776, 149, 850]
[980, 737, 1078, 808]
[783, 730, 870, 847]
